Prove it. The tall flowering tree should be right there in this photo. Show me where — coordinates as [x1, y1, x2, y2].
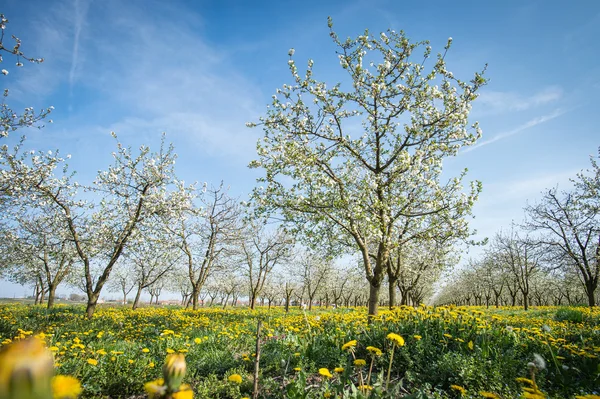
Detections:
[1, 133, 192, 318]
[248, 18, 487, 316]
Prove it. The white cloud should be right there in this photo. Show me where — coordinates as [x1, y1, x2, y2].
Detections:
[463, 108, 567, 153]
[476, 86, 563, 114]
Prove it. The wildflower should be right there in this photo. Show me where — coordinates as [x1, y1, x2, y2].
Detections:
[318, 368, 333, 378]
[293, 367, 301, 372]
[173, 386, 193, 399]
[358, 385, 373, 391]
[142, 348, 150, 353]
[541, 325, 551, 333]
[522, 391, 545, 399]
[413, 335, 422, 341]
[575, 395, 600, 399]
[128, 359, 134, 364]
[515, 377, 534, 386]
[0, 338, 54, 399]
[450, 384, 467, 395]
[354, 359, 367, 367]
[334, 367, 344, 373]
[387, 333, 405, 346]
[163, 353, 186, 391]
[468, 341, 474, 350]
[52, 375, 82, 399]
[194, 338, 201, 344]
[479, 392, 500, 399]
[366, 346, 382, 356]
[144, 378, 166, 399]
[87, 359, 98, 366]
[528, 353, 546, 371]
[228, 374, 243, 384]
[342, 339, 357, 351]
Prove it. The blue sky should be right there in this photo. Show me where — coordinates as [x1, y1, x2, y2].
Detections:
[1, 0, 599, 298]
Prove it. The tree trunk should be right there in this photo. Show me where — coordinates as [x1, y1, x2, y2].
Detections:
[367, 282, 380, 317]
[47, 283, 57, 309]
[388, 279, 397, 309]
[585, 280, 597, 307]
[250, 293, 257, 310]
[86, 293, 100, 319]
[191, 285, 200, 310]
[132, 286, 143, 310]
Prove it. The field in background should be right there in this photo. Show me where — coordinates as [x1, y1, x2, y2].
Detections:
[1, 304, 599, 398]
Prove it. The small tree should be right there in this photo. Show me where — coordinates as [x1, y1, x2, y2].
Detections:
[525, 150, 600, 307]
[241, 223, 293, 309]
[248, 19, 486, 315]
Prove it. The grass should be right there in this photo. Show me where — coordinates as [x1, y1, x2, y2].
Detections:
[0, 304, 599, 398]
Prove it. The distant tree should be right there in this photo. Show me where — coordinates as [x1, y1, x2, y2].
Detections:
[240, 223, 293, 309]
[490, 227, 545, 310]
[167, 183, 241, 310]
[525, 149, 600, 307]
[248, 18, 486, 316]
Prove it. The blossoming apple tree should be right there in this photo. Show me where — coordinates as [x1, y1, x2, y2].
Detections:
[248, 18, 487, 315]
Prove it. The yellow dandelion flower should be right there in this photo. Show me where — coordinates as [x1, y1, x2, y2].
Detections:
[144, 378, 165, 399]
[341, 340, 357, 351]
[52, 375, 82, 399]
[166, 348, 175, 354]
[194, 337, 202, 344]
[319, 368, 333, 378]
[358, 385, 373, 391]
[387, 333, 405, 347]
[413, 335, 422, 341]
[450, 384, 467, 395]
[228, 374, 243, 384]
[468, 341, 474, 350]
[354, 359, 367, 367]
[479, 391, 500, 399]
[522, 391, 545, 399]
[293, 367, 301, 372]
[142, 348, 150, 353]
[515, 377, 534, 386]
[86, 358, 98, 366]
[173, 385, 193, 399]
[334, 367, 344, 373]
[366, 346, 382, 356]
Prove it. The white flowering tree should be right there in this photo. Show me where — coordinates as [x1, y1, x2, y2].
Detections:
[0, 210, 77, 308]
[166, 182, 242, 310]
[248, 18, 486, 315]
[2, 133, 190, 317]
[123, 227, 181, 309]
[240, 222, 294, 309]
[0, 14, 53, 139]
[294, 250, 332, 310]
[392, 238, 455, 307]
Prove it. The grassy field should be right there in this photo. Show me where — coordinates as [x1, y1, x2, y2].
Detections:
[0, 304, 599, 398]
